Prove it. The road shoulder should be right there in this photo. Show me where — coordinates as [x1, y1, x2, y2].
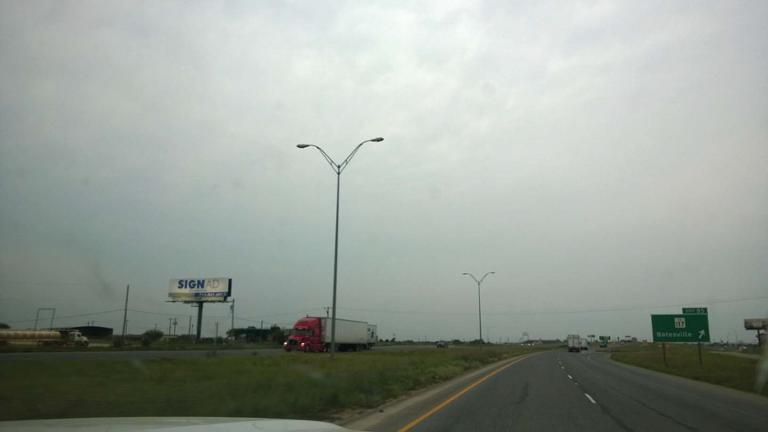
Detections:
[603, 351, 768, 404]
[339, 352, 540, 432]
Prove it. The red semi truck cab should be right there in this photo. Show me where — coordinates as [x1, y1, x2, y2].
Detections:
[284, 317, 325, 352]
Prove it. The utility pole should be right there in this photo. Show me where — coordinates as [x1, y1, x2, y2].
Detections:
[188, 316, 192, 337]
[173, 318, 178, 336]
[121, 285, 130, 343]
[33, 308, 56, 331]
[168, 318, 173, 335]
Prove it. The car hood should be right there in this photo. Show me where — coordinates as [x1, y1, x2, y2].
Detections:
[0, 417, 360, 432]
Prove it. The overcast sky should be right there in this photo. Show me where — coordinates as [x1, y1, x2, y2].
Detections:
[1, 1, 766, 342]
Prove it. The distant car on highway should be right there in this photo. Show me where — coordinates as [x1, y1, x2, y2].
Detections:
[436, 340, 448, 348]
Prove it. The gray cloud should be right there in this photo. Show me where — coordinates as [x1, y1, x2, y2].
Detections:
[1, 1, 766, 342]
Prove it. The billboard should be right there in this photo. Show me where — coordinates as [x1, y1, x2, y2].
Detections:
[169, 278, 232, 302]
[744, 318, 767, 330]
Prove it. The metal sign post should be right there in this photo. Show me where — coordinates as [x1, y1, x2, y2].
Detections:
[682, 307, 708, 366]
[697, 341, 703, 365]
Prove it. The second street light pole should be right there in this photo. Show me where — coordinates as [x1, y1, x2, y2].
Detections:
[331, 167, 341, 358]
[462, 271, 495, 343]
[297, 137, 384, 359]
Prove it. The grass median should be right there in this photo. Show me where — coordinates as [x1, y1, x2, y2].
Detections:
[0, 345, 544, 421]
[610, 343, 768, 397]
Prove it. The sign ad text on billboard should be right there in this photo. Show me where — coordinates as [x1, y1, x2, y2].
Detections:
[169, 278, 232, 302]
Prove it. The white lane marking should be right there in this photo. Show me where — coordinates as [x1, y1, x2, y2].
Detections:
[585, 393, 597, 404]
[567, 374, 573, 380]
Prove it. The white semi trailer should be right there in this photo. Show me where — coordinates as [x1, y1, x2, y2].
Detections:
[567, 334, 581, 352]
[0, 329, 89, 347]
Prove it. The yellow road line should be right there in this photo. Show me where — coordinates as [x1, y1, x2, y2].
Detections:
[397, 353, 535, 432]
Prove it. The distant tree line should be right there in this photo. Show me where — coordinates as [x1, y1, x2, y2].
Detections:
[227, 325, 285, 344]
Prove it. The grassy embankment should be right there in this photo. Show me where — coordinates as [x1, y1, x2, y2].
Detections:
[0, 345, 545, 421]
[0, 341, 278, 353]
[610, 343, 768, 397]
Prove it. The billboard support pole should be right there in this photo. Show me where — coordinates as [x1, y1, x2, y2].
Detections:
[195, 301, 204, 342]
[662, 343, 668, 367]
[230, 298, 235, 339]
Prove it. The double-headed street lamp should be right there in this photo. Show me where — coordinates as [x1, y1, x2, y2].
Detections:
[297, 137, 384, 358]
[462, 271, 495, 342]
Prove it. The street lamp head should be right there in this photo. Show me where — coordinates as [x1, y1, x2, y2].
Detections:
[296, 144, 311, 149]
[461, 272, 470, 275]
[370, 137, 384, 142]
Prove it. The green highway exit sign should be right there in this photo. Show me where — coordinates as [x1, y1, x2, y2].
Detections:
[682, 307, 708, 314]
[651, 314, 710, 342]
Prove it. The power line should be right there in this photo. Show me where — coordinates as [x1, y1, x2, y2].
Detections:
[0, 281, 113, 286]
[128, 308, 191, 317]
[4, 295, 763, 326]
[336, 295, 768, 317]
[3, 309, 124, 324]
[485, 295, 768, 316]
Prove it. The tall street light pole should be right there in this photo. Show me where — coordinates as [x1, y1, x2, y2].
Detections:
[297, 137, 384, 359]
[462, 272, 495, 342]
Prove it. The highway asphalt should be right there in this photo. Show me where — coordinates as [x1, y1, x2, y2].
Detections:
[354, 350, 768, 432]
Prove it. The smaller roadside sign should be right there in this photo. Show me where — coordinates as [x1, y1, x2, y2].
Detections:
[682, 307, 708, 314]
[651, 314, 710, 342]
[744, 318, 767, 330]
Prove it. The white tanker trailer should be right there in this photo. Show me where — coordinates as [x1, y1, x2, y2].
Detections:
[0, 329, 89, 347]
